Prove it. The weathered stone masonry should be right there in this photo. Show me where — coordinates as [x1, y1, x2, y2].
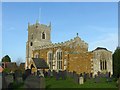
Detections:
[25, 21, 113, 76]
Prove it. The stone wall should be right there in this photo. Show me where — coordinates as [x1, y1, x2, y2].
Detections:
[31, 38, 92, 74]
[68, 52, 93, 74]
[92, 48, 113, 76]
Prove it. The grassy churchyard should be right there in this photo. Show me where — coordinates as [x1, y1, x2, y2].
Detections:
[3, 76, 118, 90]
[2, 70, 118, 89]
[46, 77, 117, 88]
[12, 77, 118, 89]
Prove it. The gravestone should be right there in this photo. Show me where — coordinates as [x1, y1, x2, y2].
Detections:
[95, 75, 100, 83]
[23, 69, 31, 81]
[66, 71, 70, 78]
[79, 76, 84, 84]
[90, 73, 93, 79]
[50, 71, 53, 77]
[76, 74, 79, 84]
[44, 71, 48, 77]
[70, 72, 73, 78]
[4, 74, 14, 88]
[83, 72, 87, 82]
[24, 75, 45, 89]
[2, 73, 7, 89]
[14, 70, 23, 84]
[52, 70, 56, 77]
[73, 73, 78, 84]
[47, 70, 51, 77]
[56, 72, 60, 80]
[61, 70, 66, 80]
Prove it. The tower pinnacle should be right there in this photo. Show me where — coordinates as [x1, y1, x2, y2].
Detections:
[36, 19, 39, 24]
[49, 21, 51, 27]
[77, 33, 78, 37]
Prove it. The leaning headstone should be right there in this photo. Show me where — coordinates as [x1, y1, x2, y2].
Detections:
[95, 76, 100, 83]
[73, 73, 78, 84]
[47, 70, 51, 77]
[50, 71, 53, 77]
[75, 74, 79, 84]
[79, 76, 84, 84]
[66, 71, 69, 78]
[83, 72, 87, 82]
[24, 75, 45, 89]
[4, 74, 14, 88]
[90, 73, 93, 79]
[2, 73, 7, 89]
[61, 71, 66, 80]
[14, 70, 23, 84]
[23, 69, 31, 81]
[44, 71, 48, 77]
[105, 72, 109, 82]
[52, 70, 56, 77]
[56, 72, 60, 80]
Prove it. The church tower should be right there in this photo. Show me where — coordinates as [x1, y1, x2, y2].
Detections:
[25, 20, 51, 69]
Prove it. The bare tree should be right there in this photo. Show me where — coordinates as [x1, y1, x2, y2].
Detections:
[16, 57, 23, 66]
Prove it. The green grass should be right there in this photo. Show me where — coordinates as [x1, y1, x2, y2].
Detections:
[12, 77, 118, 89]
[45, 77, 118, 88]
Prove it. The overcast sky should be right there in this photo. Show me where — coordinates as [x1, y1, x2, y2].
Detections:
[2, 2, 118, 62]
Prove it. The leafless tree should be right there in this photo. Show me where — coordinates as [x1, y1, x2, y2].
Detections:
[16, 57, 23, 66]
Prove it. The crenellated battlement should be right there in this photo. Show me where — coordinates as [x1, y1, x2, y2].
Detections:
[34, 36, 88, 50]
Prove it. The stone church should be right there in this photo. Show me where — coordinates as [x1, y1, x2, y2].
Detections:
[25, 20, 113, 76]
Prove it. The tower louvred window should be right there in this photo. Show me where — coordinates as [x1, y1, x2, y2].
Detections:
[30, 42, 33, 46]
[42, 32, 45, 39]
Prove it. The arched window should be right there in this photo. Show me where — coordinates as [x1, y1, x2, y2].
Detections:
[48, 51, 53, 70]
[56, 49, 62, 70]
[42, 32, 45, 39]
[100, 60, 107, 71]
[30, 42, 33, 46]
[100, 60, 102, 70]
[105, 60, 107, 70]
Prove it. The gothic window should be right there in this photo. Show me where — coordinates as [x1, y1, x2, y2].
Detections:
[42, 32, 45, 39]
[56, 49, 62, 70]
[100, 60, 107, 71]
[48, 51, 53, 70]
[105, 60, 107, 70]
[100, 60, 102, 70]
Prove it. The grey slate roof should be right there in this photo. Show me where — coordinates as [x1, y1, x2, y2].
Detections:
[95, 47, 108, 51]
[6, 62, 17, 69]
[92, 47, 110, 52]
[32, 58, 49, 69]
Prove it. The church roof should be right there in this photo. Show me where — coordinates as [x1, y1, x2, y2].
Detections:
[92, 47, 112, 53]
[2, 62, 18, 71]
[95, 47, 108, 51]
[32, 58, 49, 69]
